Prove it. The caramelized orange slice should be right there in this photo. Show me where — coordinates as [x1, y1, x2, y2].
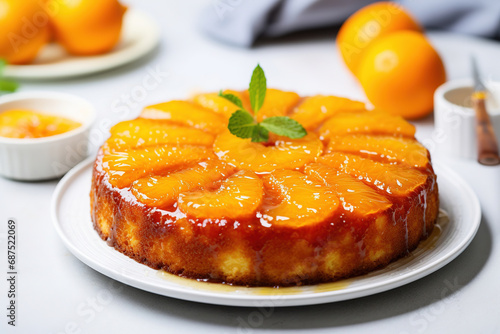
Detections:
[256, 89, 300, 122]
[214, 131, 323, 173]
[327, 135, 429, 168]
[192, 93, 240, 119]
[131, 159, 235, 208]
[319, 111, 416, 140]
[260, 170, 339, 227]
[102, 145, 211, 188]
[291, 95, 366, 130]
[178, 170, 263, 219]
[105, 119, 214, 152]
[304, 163, 392, 216]
[318, 153, 428, 196]
[140, 101, 226, 134]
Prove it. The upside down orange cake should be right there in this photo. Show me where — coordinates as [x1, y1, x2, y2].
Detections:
[90, 88, 439, 287]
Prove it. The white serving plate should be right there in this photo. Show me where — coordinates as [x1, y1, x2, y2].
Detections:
[3, 10, 160, 80]
[51, 159, 481, 307]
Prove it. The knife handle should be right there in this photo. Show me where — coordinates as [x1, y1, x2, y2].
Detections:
[473, 96, 500, 166]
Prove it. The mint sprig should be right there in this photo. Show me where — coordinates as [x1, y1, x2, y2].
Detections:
[220, 64, 306, 142]
[0, 59, 19, 94]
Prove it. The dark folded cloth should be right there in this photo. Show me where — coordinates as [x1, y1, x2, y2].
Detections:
[200, 0, 500, 47]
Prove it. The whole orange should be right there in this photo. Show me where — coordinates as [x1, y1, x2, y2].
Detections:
[357, 31, 446, 119]
[337, 2, 422, 75]
[48, 0, 126, 56]
[0, 0, 51, 64]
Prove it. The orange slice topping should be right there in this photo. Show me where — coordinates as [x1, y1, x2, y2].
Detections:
[131, 159, 235, 208]
[317, 152, 428, 196]
[291, 95, 366, 130]
[178, 170, 263, 219]
[260, 170, 339, 227]
[105, 118, 214, 152]
[327, 134, 429, 168]
[304, 163, 392, 216]
[319, 110, 416, 140]
[102, 145, 211, 188]
[141, 101, 227, 134]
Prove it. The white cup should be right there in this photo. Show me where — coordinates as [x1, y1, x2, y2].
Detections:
[434, 79, 500, 160]
[0, 91, 96, 181]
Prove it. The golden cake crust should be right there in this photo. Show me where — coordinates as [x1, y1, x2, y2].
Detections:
[90, 91, 439, 287]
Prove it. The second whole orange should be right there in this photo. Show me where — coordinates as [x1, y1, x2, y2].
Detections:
[47, 0, 126, 56]
[357, 31, 446, 119]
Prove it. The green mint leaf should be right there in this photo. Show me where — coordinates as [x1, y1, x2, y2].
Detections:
[251, 124, 269, 143]
[228, 110, 256, 139]
[0, 59, 19, 94]
[260, 116, 307, 139]
[219, 91, 243, 109]
[0, 59, 6, 74]
[0, 80, 18, 93]
[249, 64, 266, 113]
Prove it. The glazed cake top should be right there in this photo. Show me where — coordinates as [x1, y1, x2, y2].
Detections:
[98, 89, 432, 227]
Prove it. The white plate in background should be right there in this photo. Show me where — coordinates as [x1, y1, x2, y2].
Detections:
[4, 10, 160, 80]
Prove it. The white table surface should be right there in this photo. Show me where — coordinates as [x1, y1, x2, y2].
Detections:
[1, 1, 499, 333]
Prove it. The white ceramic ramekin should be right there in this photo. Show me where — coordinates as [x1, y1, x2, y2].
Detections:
[0, 91, 96, 180]
[434, 79, 500, 160]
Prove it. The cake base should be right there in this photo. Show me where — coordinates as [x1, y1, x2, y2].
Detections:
[90, 150, 438, 287]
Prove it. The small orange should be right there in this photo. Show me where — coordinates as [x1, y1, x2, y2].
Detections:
[0, 0, 51, 64]
[357, 31, 446, 119]
[48, 0, 126, 56]
[337, 2, 422, 75]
